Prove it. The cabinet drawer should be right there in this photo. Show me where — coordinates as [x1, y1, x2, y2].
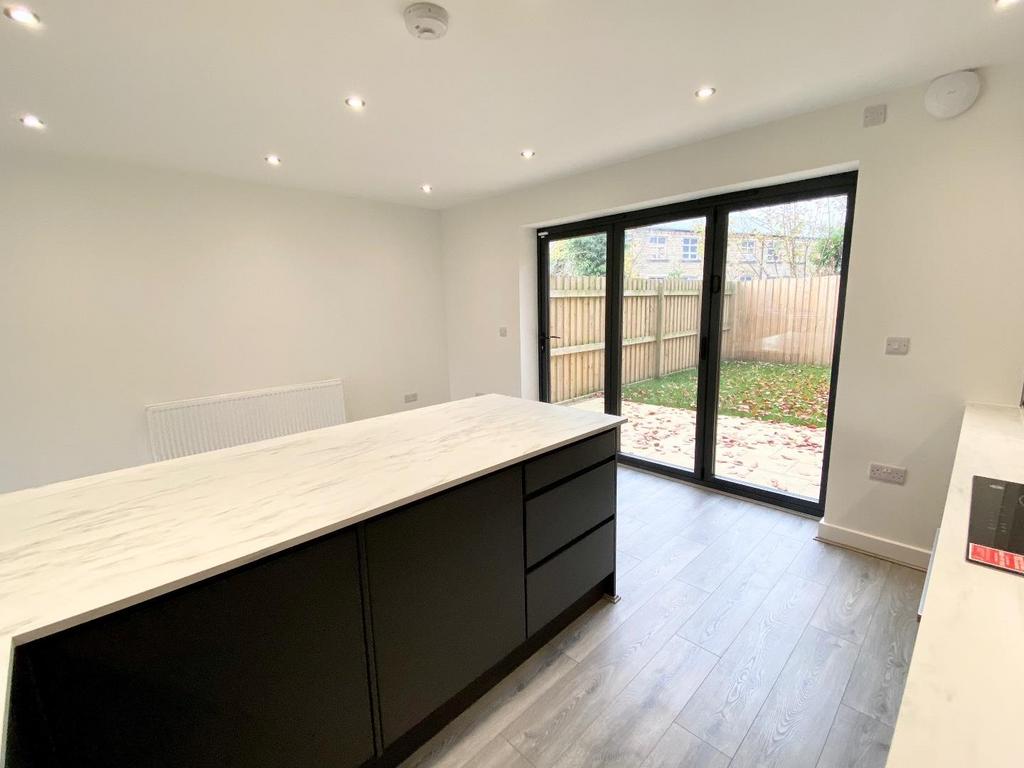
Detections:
[525, 429, 617, 495]
[526, 460, 615, 567]
[527, 519, 615, 636]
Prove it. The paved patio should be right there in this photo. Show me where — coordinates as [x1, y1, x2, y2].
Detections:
[571, 397, 824, 500]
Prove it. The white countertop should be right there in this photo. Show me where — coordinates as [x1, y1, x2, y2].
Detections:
[887, 403, 1024, 768]
[0, 394, 623, 754]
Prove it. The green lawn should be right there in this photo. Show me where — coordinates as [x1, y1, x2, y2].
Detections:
[621, 361, 830, 428]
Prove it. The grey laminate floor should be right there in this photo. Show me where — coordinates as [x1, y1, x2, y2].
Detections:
[402, 466, 924, 768]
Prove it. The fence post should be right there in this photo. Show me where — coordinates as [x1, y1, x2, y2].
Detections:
[654, 279, 665, 378]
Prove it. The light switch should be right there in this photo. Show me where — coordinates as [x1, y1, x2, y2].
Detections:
[885, 337, 910, 355]
[499, 326, 508, 338]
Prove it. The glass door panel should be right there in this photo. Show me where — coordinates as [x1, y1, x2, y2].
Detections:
[618, 217, 707, 472]
[713, 195, 848, 501]
[545, 233, 608, 413]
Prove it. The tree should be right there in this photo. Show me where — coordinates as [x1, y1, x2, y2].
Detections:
[549, 234, 607, 277]
[811, 229, 844, 274]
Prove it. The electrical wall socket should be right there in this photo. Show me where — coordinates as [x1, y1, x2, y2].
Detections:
[885, 336, 910, 355]
[498, 326, 508, 338]
[404, 392, 418, 404]
[869, 462, 907, 485]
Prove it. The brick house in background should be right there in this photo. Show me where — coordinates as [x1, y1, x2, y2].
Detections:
[625, 225, 832, 281]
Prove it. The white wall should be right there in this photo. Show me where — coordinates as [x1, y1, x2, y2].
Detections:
[1, 151, 449, 492]
[440, 62, 1024, 564]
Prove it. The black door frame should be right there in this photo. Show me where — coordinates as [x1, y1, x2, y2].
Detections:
[537, 171, 858, 517]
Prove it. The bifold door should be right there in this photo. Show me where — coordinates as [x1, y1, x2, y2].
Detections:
[538, 173, 857, 516]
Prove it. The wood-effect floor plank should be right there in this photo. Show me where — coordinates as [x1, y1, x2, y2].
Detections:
[810, 551, 890, 644]
[815, 705, 893, 768]
[617, 491, 711, 559]
[678, 532, 804, 655]
[675, 496, 750, 546]
[616, 550, 642, 577]
[731, 626, 859, 768]
[771, 512, 820, 541]
[676, 573, 827, 757]
[673, 506, 778, 593]
[555, 531, 707, 662]
[787, 539, 847, 585]
[459, 736, 534, 768]
[401, 642, 576, 768]
[504, 579, 709, 767]
[551, 636, 718, 768]
[842, 565, 924, 726]
[639, 724, 730, 768]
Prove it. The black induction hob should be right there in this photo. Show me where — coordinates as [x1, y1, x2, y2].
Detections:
[967, 475, 1024, 576]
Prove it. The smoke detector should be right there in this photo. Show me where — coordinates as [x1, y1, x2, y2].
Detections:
[404, 3, 449, 40]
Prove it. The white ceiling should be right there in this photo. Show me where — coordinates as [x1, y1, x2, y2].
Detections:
[2, 1, 1022, 209]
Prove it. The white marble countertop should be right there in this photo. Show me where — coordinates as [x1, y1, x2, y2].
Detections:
[887, 403, 1024, 768]
[0, 394, 623, 755]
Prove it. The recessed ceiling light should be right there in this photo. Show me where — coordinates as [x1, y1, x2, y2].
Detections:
[345, 96, 367, 110]
[3, 5, 40, 27]
[420, 184, 433, 194]
[19, 114, 45, 130]
[695, 86, 717, 99]
[520, 149, 536, 159]
[994, 0, 1019, 8]
[264, 154, 282, 166]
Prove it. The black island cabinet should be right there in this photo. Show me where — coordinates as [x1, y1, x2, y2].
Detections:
[5, 428, 618, 768]
[6, 528, 375, 768]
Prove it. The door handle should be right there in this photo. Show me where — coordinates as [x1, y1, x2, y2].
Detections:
[540, 334, 560, 353]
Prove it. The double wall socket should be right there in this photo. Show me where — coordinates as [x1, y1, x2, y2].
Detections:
[404, 392, 418, 404]
[869, 462, 907, 485]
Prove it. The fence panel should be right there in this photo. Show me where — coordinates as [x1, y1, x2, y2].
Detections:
[729, 275, 839, 366]
[547, 275, 837, 403]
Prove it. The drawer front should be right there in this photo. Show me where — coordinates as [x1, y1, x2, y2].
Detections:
[526, 460, 616, 567]
[525, 429, 618, 495]
[527, 520, 615, 636]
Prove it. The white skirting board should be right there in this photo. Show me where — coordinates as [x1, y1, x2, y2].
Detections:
[146, 379, 346, 461]
[817, 519, 932, 569]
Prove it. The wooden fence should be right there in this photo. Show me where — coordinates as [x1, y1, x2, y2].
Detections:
[548, 274, 840, 404]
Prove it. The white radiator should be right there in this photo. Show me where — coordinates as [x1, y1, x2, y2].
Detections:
[146, 379, 346, 461]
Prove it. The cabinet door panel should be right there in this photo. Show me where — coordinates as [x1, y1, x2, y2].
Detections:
[9, 529, 374, 768]
[366, 467, 525, 746]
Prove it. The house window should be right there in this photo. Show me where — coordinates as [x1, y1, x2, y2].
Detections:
[740, 238, 756, 262]
[765, 241, 780, 263]
[648, 234, 668, 261]
[681, 235, 700, 261]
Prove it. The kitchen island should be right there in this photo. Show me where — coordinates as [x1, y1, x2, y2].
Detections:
[0, 394, 624, 767]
